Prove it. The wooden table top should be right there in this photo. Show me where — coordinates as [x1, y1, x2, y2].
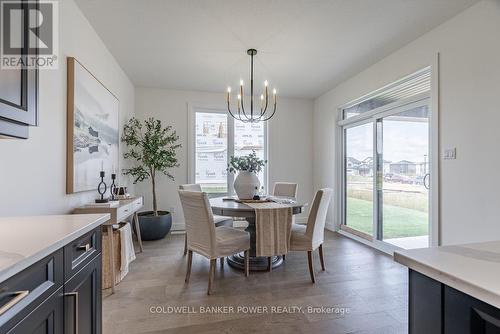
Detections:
[209, 197, 305, 218]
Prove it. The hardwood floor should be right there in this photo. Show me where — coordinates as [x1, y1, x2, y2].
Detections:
[103, 231, 408, 334]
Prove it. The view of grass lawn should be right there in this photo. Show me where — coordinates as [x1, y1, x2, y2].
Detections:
[347, 197, 428, 239]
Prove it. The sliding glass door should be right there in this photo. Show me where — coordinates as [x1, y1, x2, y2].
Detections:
[342, 99, 431, 249]
[345, 122, 374, 237]
[380, 105, 429, 249]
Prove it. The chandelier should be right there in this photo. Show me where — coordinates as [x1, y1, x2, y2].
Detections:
[226, 49, 277, 123]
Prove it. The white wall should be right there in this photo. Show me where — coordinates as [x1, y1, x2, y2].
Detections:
[0, 0, 135, 216]
[135, 87, 314, 229]
[314, 0, 500, 245]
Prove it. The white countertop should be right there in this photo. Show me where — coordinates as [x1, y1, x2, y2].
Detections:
[394, 241, 500, 309]
[0, 214, 110, 283]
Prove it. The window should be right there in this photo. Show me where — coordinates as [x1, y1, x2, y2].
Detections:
[233, 119, 266, 187]
[189, 106, 267, 195]
[194, 111, 228, 194]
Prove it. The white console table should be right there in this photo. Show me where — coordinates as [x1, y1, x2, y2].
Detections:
[73, 196, 144, 293]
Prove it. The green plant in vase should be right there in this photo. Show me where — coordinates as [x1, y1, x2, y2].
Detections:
[227, 151, 267, 199]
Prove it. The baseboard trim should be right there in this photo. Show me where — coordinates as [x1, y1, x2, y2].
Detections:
[337, 230, 395, 255]
[325, 220, 336, 232]
[171, 222, 185, 233]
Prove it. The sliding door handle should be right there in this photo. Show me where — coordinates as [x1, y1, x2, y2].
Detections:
[423, 173, 430, 190]
[65, 292, 79, 334]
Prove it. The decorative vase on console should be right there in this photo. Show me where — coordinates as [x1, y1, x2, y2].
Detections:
[227, 151, 267, 200]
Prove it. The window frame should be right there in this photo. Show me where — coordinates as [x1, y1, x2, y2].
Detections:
[188, 103, 268, 196]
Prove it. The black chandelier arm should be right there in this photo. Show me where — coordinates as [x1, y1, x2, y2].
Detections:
[227, 99, 239, 121]
[259, 98, 277, 122]
[239, 85, 247, 118]
[260, 86, 269, 117]
[238, 88, 252, 122]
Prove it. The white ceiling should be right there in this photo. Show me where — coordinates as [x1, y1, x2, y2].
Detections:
[75, 0, 478, 99]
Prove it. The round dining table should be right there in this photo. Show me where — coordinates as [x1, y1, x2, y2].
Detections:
[209, 197, 305, 271]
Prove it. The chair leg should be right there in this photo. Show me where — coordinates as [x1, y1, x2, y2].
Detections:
[185, 250, 193, 283]
[183, 233, 188, 255]
[207, 259, 216, 295]
[244, 250, 249, 277]
[283, 254, 286, 261]
[220, 257, 224, 268]
[267, 257, 272, 272]
[319, 244, 325, 271]
[307, 251, 315, 283]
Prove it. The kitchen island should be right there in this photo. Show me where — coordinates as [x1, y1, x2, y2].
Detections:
[0, 214, 109, 334]
[395, 241, 500, 334]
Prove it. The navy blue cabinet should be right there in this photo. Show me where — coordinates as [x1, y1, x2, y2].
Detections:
[0, 227, 102, 334]
[6, 288, 64, 334]
[409, 269, 500, 334]
[64, 255, 102, 334]
[0, 0, 39, 139]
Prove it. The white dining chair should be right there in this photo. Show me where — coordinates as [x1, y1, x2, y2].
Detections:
[178, 190, 250, 294]
[273, 182, 298, 198]
[289, 188, 333, 283]
[179, 184, 233, 264]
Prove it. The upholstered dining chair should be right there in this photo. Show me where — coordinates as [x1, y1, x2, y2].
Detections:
[178, 190, 250, 294]
[179, 184, 233, 261]
[289, 188, 333, 283]
[273, 182, 298, 198]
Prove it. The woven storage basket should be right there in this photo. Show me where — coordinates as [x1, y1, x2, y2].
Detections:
[102, 224, 124, 289]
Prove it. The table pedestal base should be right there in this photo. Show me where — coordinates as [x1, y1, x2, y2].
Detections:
[227, 252, 283, 271]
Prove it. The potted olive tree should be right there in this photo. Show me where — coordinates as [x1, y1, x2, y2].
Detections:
[122, 117, 181, 240]
[227, 151, 267, 199]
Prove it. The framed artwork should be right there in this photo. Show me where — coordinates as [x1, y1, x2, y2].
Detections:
[66, 57, 119, 194]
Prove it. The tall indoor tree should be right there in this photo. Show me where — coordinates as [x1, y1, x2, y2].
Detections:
[122, 117, 181, 217]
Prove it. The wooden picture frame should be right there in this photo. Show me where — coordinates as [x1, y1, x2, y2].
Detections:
[66, 57, 120, 194]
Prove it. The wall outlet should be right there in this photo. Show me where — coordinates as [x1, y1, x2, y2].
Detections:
[443, 148, 456, 160]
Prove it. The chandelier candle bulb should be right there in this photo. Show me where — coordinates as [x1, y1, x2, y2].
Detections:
[264, 80, 268, 87]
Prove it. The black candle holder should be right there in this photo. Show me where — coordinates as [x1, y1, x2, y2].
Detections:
[95, 171, 109, 203]
[110, 173, 117, 201]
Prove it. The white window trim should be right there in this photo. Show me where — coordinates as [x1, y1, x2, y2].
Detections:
[335, 57, 440, 254]
[187, 103, 268, 195]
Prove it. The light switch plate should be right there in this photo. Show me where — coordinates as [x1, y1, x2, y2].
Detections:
[444, 148, 456, 160]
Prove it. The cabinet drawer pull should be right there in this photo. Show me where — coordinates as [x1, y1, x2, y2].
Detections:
[77, 243, 91, 252]
[0, 290, 29, 315]
[65, 292, 79, 334]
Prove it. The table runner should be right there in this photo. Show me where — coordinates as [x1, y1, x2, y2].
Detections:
[246, 202, 293, 257]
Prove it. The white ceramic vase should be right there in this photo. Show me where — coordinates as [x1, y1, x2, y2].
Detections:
[234, 171, 260, 200]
